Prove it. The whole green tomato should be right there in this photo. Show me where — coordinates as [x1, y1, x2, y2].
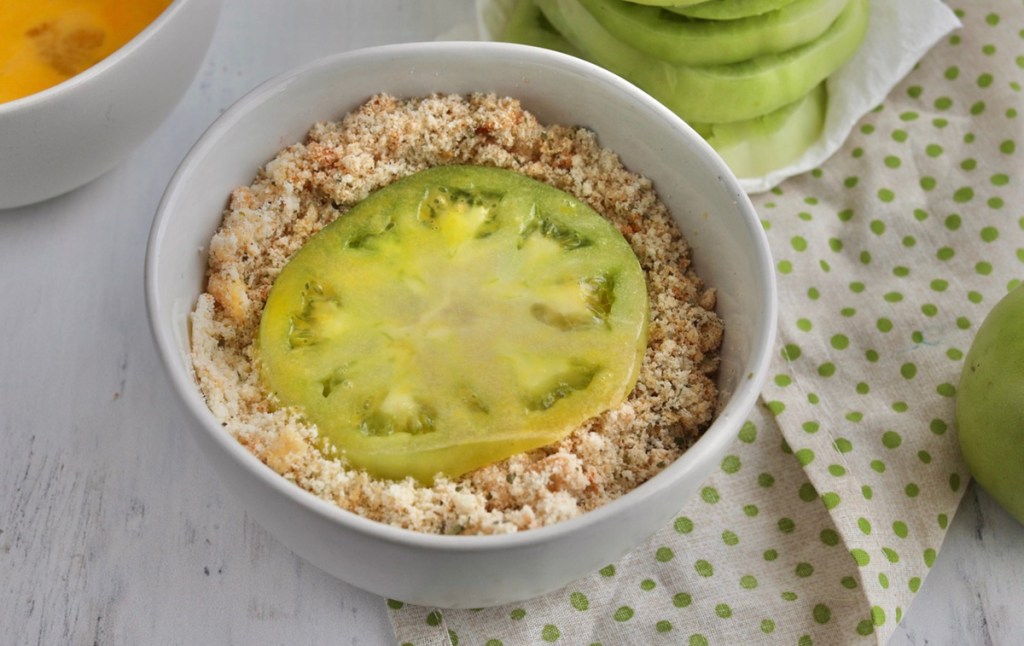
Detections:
[956, 283, 1024, 524]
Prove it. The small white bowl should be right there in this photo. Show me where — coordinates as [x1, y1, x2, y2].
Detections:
[145, 41, 777, 608]
[0, 0, 222, 210]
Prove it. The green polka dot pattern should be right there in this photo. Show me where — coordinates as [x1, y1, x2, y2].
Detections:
[388, 2, 1024, 644]
[752, 3, 1024, 641]
[389, 408, 873, 644]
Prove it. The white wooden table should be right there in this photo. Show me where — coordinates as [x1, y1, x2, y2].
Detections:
[1, 1, 1020, 643]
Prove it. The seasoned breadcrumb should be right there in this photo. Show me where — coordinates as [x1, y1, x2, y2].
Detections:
[190, 93, 723, 535]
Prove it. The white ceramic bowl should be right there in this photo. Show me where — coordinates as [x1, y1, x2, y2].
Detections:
[145, 41, 777, 608]
[0, 0, 222, 210]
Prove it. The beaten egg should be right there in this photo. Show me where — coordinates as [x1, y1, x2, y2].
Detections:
[0, 0, 172, 103]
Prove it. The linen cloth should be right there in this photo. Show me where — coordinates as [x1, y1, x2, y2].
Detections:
[390, 2, 1022, 643]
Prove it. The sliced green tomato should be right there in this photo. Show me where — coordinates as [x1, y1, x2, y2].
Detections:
[693, 82, 827, 178]
[618, 0, 707, 6]
[580, 0, 848, 66]
[258, 165, 649, 482]
[666, 0, 802, 20]
[541, 0, 868, 123]
[501, 0, 582, 56]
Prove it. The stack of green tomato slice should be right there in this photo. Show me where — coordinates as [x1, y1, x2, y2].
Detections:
[501, 0, 870, 178]
[258, 166, 649, 483]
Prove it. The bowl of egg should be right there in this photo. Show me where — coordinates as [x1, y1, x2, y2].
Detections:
[0, 0, 222, 209]
[146, 41, 777, 608]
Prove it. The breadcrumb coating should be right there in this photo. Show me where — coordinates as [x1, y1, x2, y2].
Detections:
[190, 93, 723, 535]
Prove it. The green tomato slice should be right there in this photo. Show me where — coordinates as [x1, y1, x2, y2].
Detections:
[258, 165, 649, 482]
[692, 81, 827, 177]
[617, 0, 707, 6]
[501, 0, 582, 56]
[540, 0, 868, 124]
[666, 0, 802, 21]
[580, 0, 848, 66]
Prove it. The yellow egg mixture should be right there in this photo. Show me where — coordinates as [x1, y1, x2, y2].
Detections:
[0, 0, 171, 103]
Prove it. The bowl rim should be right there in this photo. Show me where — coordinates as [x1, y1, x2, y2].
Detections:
[145, 40, 777, 553]
[0, 0, 193, 114]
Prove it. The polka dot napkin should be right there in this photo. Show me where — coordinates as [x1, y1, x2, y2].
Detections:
[390, 2, 1023, 644]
